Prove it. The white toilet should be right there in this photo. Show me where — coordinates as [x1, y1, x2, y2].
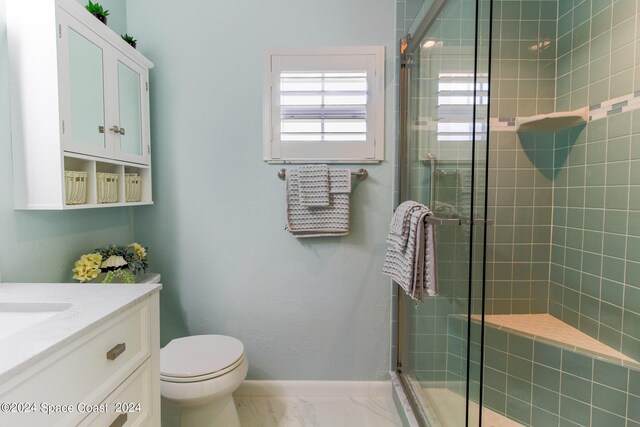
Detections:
[160, 335, 248, 427]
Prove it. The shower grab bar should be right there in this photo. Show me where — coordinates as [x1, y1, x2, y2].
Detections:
[426, 217, 494, 226]
[277, 168, 368, 181]
[426, 217, 460, 225]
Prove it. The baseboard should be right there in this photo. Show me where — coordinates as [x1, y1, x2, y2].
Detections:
[235, 380, 393, 398]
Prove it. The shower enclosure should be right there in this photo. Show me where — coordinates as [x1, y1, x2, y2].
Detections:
[396, 0, 491, 425]
[395, 0, 640, 426]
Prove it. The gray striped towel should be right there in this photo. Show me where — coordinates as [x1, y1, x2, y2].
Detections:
[286, 168, 351, 238]
[383, 201, 438, 301]
[299, 164, 330, 207]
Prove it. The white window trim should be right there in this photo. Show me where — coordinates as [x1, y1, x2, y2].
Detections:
[263, 46, 385, 164]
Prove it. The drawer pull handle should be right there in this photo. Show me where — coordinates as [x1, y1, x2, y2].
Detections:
[109, 413, 127, 427]
[106, 343, 126, 360]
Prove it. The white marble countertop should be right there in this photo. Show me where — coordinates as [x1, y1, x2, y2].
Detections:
[0, 282, 162, 383]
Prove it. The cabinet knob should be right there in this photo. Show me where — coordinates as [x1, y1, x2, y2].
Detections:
[119, 127, 126, 135]
[98, 126, 105, 134]
[106, 342, 126, 360]
[110, 125, 121, 134]
[109, 413, 128, 427]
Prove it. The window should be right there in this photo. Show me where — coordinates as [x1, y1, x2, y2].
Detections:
[264, 47, 385, 163]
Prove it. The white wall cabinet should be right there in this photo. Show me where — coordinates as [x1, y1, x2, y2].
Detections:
[7, 0, 154, 209]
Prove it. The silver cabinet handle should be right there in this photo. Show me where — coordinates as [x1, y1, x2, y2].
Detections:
[106, 343, 126, 360]
[109, 413, 127, 427]
[109, 126, 125, 135]
[99, 126, 105, 134]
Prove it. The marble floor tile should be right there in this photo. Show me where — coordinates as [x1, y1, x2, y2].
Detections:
[235, 396, 403, 427]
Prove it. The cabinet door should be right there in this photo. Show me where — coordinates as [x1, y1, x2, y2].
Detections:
[113, 54, 150, 165]
[57, 10, 113, 159]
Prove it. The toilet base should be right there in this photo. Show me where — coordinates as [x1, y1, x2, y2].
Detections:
[180, 395, 240, 427]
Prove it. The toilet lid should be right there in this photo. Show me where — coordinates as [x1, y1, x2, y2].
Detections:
[160, 335, 244, 378]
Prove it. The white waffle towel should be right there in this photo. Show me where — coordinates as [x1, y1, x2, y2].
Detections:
[383, 201, 438, 301]
[329, 169, 351, 194]
[299, 164, 330, 207]
[286, 168, 351, 238]
[387, 201, 423, 251]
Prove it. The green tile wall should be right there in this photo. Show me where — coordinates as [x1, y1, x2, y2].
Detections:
[551, 110, 640, 361]
[489, 0, 640, 357]
[549, 0, 640, 362]
[487, 0, 559, 315]
[556, 0, 640, 110]
[492, 0, 558, 117]
[482, 0, 640, 424]
[479, 321, 640, 427]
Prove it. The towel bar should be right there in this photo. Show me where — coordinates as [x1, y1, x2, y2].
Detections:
[426, 217, 460, 225]
[426, 217, 494, 226]
[277, 168, 368, 181]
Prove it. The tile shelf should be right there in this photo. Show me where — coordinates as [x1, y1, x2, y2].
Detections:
[515, 107, 589, 132]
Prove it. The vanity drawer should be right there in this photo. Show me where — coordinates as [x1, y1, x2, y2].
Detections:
[0, 299, 150, 426]
[79, 359, 152, 427]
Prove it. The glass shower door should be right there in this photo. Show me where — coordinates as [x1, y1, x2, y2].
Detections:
[397, 0, 491, 425]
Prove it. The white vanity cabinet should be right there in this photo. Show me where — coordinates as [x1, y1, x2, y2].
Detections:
[0, 292, 160, 427]
[7, 0, 153, 209]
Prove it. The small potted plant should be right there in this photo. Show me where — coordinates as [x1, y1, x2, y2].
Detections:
[85, 1, 109, 25]
[121, 34, 137, 49]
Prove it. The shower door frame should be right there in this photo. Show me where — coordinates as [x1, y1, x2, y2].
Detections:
[395, 0, 494, 425]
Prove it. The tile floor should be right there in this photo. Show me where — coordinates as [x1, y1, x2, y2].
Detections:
[235, 395, 402, 427]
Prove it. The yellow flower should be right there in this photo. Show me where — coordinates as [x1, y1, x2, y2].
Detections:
[85, 253, 102, 265]
[129, 242, 146, 259]
[72, 253, 103, 283]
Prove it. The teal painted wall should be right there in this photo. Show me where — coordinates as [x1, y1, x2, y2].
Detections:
[126, 0, 396, 380]
[0, 1, 135, 283]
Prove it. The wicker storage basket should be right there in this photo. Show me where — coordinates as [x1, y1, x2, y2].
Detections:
[97, 172, 119, 203]
[125, 173, 142, 202]
[64, 170, 88, 205]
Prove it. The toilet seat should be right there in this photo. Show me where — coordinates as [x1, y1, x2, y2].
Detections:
[160, 335, 245, 383]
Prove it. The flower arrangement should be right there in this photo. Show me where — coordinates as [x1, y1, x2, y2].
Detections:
[73, 242, 148, 283]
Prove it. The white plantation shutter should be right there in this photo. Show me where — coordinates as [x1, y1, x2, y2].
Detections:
[437, 72, 489, 143]
[279, 72, 367, 143]
[264, 48, 384, 163]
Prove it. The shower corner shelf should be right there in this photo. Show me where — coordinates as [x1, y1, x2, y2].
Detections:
[515, 107, 588, 132]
